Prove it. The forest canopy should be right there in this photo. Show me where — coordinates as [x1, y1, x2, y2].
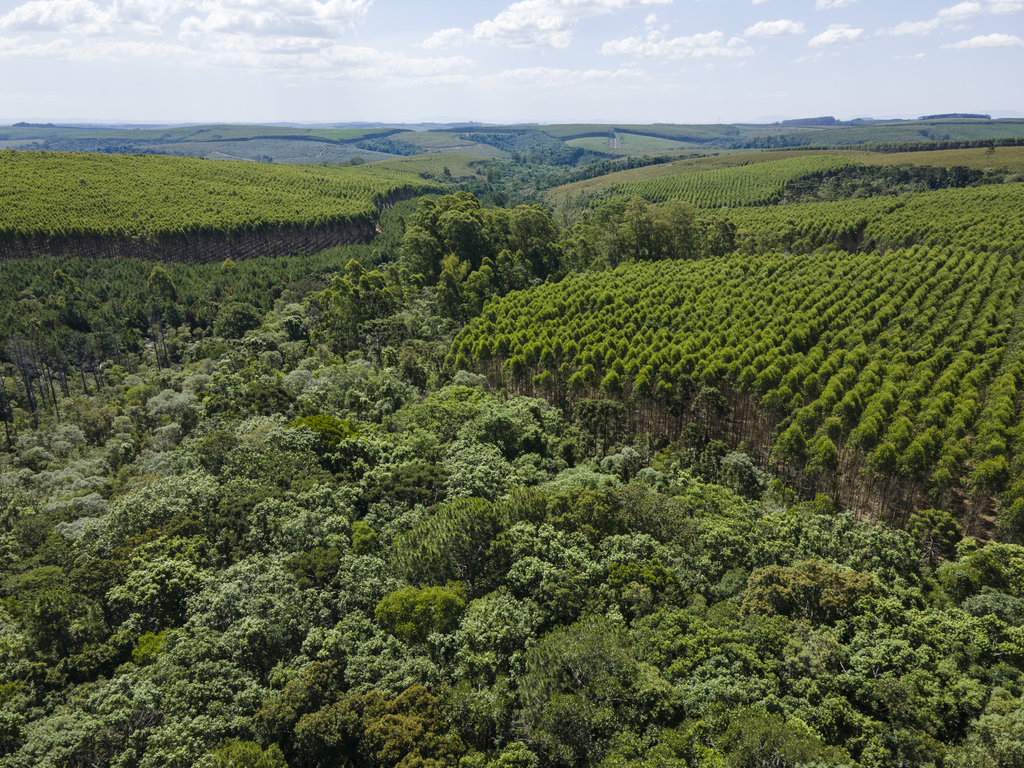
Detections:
[2, 132, 1024, 767]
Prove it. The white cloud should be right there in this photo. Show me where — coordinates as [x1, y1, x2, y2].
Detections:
[179, 0, 371, 39]
[815, 0, 856, 8]
[472, 0, 671, 49]
[752, 0, 768, 4]
[945, 32, 1024, 46]
[808, 23, 864, 46]
[644, 13, 657, 25]
[878, 19, 940, 35]
[421, 27, 465, 48]
[479, 65, 644, 87]
[602, 29, 754, 57]
[0, 24, 474, 84]
[0, 33, 75, 52]
[744, 19, 805, 36]
[68, 38, 188, 58]
[0, 0, 369, 39]
[938, 1, 983, 20]
[0, 0, 113, 35]
[879, 0, 1021, 37]
[894, 52, 926, 58]
[340, 52, 474, 83]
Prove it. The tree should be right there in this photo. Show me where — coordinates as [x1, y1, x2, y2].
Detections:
[375, 584, 467, 645]
[214, 302, 262, 339]
[438, 254, 469, 321]
[741, 560, 876, 624]
[147, 265, 178, 304]
[210, 740, 288, 768]
[721, 709, 852, 768]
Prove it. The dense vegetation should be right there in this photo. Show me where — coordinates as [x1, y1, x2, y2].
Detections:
[610, 156, 860, 208]
[545, 147, 1024, 205]
[0, 152, 440, 241]
[7, 123, 1024, 768]
[452, 236, 1022, 533]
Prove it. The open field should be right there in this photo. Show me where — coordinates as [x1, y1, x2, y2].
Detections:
[566, 134, 694, 153]
[856, 145, 1024, 172]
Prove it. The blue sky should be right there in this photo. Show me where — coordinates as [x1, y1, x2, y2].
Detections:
[1, 0, 1021, 124]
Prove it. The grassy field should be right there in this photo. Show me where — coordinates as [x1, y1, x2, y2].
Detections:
[535, 124, 614, 139]
[855, 145, 1024, 173]
[564, 136, 615, 151]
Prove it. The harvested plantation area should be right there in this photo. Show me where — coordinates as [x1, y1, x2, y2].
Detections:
[0, 151, 442, 263]
[369, 154, 495, 178]
[452, 184, 1024, 536]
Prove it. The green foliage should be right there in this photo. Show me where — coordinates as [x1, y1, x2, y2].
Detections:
[285, 546, 345, 590]
[292, 685, 465, 768]
[0, 150, 441, 240]
[351, 520, 379, 555]
[453, 200, 1024, 527]
[375, 584, 468, 644]
[287, 413, 358, 454]
[741, 560, 876, 624]
[132, 631, 167, 665]
[613, 155, 861, 208]
[210, 739, 288, 768]
[908, 508, 963, 564]
[721, 709, 852, 767]
[7, 133, 1024, 768]
[194, 429, 241, 475]
[213, 302, 263, 339]
[390, 497, 510, 593]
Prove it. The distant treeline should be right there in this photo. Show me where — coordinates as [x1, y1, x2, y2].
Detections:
[780, 116, 838, 126]
[920, 113, 991, 120]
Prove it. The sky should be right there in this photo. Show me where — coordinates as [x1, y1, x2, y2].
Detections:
[1, 0, 1022, 125]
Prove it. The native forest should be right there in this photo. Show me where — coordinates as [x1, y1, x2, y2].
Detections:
[3, 116, 1024, 768]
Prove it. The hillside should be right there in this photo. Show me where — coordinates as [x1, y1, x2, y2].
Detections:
[7, 118, 1024, 167]
[0, 151, 442, 262]
[452, 183, 1024, 535]
[546, 146, 1024, 203]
